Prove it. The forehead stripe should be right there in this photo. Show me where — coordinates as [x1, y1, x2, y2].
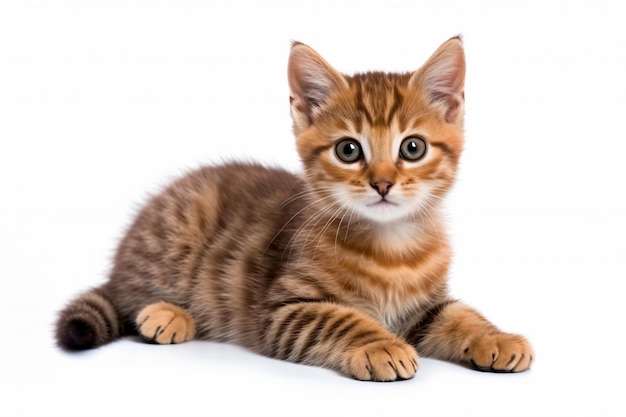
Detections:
[355, 82, 374, 126]
[384, 83, 403, 127]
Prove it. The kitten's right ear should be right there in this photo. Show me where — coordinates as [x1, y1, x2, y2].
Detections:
[288, 42, 348, 130]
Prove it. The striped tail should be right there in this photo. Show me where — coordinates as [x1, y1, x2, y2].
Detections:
[55, 286, 121, 350]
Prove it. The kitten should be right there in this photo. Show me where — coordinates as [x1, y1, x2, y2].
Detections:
[56, 37, 533, 381]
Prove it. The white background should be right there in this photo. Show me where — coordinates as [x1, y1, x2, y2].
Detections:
[1, 1, 625, 416]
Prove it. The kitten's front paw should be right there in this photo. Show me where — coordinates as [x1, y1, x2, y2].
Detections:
[464, 332, 534, 373]
[135, 302, 196, 344]
[346, 340, 419, 381]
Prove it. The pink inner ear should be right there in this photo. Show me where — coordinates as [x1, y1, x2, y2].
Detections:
[289, 64, 333, 114]
[412, 38, 466, 123]
[288, 43, 348, 118]
[425, 64, 464, 122]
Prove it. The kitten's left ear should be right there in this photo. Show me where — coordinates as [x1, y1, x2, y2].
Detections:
[411, 36, 466, 124]
[288, 42, 348, 131]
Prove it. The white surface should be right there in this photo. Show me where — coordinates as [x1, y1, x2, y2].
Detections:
[1, 1, 625, 416]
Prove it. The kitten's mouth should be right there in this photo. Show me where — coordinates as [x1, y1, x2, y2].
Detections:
[357, 196, 412, 222]
[368, 198, 398, 207]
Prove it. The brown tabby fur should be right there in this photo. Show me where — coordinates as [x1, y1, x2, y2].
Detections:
[56, 37, 533, 381]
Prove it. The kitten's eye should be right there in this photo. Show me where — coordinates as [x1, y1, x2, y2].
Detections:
[399, 136, 427, 161]
[335, 138, 363, 163]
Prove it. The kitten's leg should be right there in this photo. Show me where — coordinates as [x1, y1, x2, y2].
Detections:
[409, 300, 534, 372]
[263, 302, 418, 381]
[135, 301, 196, 344]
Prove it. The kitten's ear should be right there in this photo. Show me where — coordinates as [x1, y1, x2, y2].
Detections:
[288, 42, 348, 130]
[411, 36, 465, 124]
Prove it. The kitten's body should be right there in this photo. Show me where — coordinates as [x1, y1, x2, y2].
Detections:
[56, 38, 533, 381]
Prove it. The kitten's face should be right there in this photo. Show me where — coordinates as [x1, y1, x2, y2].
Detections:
[289, 39, 465, 224]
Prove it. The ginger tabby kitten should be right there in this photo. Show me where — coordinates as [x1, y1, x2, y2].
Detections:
[56, 37, 533, 381]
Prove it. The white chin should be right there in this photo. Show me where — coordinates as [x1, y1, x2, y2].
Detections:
[357, 201, 413, 223]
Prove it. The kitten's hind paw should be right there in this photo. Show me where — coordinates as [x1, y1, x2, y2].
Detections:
[136, 302, 196, 345]
[346, 340, 419, 381]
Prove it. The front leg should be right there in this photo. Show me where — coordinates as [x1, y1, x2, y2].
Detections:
[261, 301, 418, 381]
[408, 300, 534, 372]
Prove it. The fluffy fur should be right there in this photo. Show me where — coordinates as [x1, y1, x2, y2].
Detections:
[56, 37, 533, 381]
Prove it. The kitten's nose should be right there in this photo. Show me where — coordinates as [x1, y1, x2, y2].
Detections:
[370, 179, 393, 197]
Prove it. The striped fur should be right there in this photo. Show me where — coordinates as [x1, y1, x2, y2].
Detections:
[56, 287, 120, 350]
[55, 37, 533, 380]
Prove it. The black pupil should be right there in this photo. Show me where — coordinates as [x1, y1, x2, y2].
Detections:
[407, 141, 419, 154]
[343, 142, 357, 156]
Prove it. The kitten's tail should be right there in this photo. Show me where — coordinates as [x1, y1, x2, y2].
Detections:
[55, 285, 121, 350]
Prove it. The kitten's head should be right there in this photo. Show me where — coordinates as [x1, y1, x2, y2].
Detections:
[288, 37, 465, 224]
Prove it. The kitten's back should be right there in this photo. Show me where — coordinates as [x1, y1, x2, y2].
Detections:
[58, 162, 303, 350]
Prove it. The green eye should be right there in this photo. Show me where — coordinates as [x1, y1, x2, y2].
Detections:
[399, 136, 427, 161]
[335, 138, 363, 163]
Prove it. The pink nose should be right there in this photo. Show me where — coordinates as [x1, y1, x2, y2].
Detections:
[370, 179, 393, 197]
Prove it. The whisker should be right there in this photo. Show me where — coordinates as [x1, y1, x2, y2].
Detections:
[278, 186, 339, 209]
[311, 202, 349, 261]
[295, 203, 338, 259]
[263, 190, 336, 256]
[334, 202, 356, 262]
[415, 192, 445, 248]
[284, 197, 338, 260]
